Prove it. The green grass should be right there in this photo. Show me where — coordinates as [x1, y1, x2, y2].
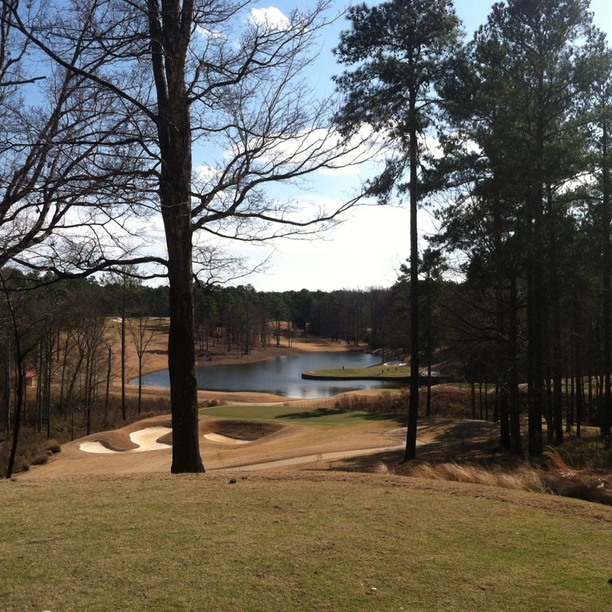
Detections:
[1, 473, 611, 611]
[200, 403, 402, 425]
[303, 365, 411, 378]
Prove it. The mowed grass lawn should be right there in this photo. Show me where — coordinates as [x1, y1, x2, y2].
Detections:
[200, 402, 403, 426]
[1, 473, 611, 611]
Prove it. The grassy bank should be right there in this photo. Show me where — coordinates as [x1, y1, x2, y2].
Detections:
[302, 364, 411, 379]
[1, 473, 611, 611]
[200, 403, 404, 426]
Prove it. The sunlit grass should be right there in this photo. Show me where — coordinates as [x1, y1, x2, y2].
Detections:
[1, 473, 611, 611]
[200, 403, 400, 426]
[303, 365, 411, 378]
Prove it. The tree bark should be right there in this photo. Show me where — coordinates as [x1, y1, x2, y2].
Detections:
[526, 77, 546, 457]
[601, 117, 611, 441]
[404, 86, 420, 461]
[158, 110, 204, 474]
[149, 0, 204, 473]
[165, 220, 203, 473]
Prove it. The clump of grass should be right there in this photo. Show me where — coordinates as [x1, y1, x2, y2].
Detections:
[374, 461, 391, 474]
[331, 385, 477, 419]
[200, 398, 228, 408]
[134, 396, 172, 421]
[552, 435, 612, 469]
[392, 460, 546, 493]
[334, 390, 408, 413]
[209, 419, 285, 441]
[541, 473, 612, 505]
[542, 446, 576, 476]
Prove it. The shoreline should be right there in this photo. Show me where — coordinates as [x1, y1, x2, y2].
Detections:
[139, 338, 366, 379]
[119, 337, 369, 405]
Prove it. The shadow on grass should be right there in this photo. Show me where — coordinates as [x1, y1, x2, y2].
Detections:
[276, 408, 406, 425]
[324, 448, 406, 472]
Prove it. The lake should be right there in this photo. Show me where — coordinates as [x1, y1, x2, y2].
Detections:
[133, 351, 400, 398]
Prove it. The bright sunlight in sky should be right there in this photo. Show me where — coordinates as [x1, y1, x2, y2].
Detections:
[185, 0, 612, 293]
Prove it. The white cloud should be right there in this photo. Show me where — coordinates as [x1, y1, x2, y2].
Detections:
[196, 26, 226, 40]
[249, 7, 291, 31]
[194, 164, 219, 183]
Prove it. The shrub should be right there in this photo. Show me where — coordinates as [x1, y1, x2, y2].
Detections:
[0, 435, 61, 476]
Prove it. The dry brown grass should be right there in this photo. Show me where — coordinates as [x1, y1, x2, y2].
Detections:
[365, 442, 612, 505]
[326, 417, 612, 505]
[389, 461, 546, 493]
[540, 446, 612, 505]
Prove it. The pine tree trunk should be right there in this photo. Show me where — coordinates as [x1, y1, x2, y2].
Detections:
[404, 89, 420, 461]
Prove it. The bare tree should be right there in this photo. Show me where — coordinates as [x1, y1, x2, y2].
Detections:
[127, 314, 162, 414]
[0, 2, 149, 274]
[0, 269, 61, 478]
[8, 0, 365, 472]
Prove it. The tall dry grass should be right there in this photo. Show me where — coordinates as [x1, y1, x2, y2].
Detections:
[376, 447, 612, 505]
[384, 460, 546, 493]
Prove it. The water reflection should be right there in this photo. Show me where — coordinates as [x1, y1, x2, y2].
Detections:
[133, 351, 400, 398]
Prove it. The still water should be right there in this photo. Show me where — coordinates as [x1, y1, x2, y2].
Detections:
[133, 351, 399, 398]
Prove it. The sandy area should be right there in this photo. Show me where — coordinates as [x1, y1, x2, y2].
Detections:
[19, 414, 507, 481]
[79, 427, 173, 454]
[18, 412, 405, 479]
[203, 432, 249, 445]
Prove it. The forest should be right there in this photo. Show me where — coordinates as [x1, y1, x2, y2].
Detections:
[1, 252, 610, 468]
[1, 0, 612, 473]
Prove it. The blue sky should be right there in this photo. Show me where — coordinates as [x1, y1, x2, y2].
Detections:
[195, 0, 612, 293]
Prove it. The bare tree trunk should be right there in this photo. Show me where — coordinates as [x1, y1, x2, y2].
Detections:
[3, 280, 25, 478]
[104, 344, 111, 427]
[164, 217, 203, 473]
[527, 175, 545, 456]
[147, 0, 204, 473]
[426, 361, 432, 417]
[573, 288, 583, 438]
[508, 279, 522, 455]
[45, 337, 53, 439]
[137, 353, 143, 415]
[85, 352, 92, 436]
[6, 364, 24, 478]
[2, 329, 9, 440]
[36, 344, 43, 433]
[121, 290, 127, 421]
[546, 187, 564, 444]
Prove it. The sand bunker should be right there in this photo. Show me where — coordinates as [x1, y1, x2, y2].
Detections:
[80, 426, 254, 454]
[80, 427, 172, 454]
[204, 433, 249, 445]
[77, 418, 286, 458]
